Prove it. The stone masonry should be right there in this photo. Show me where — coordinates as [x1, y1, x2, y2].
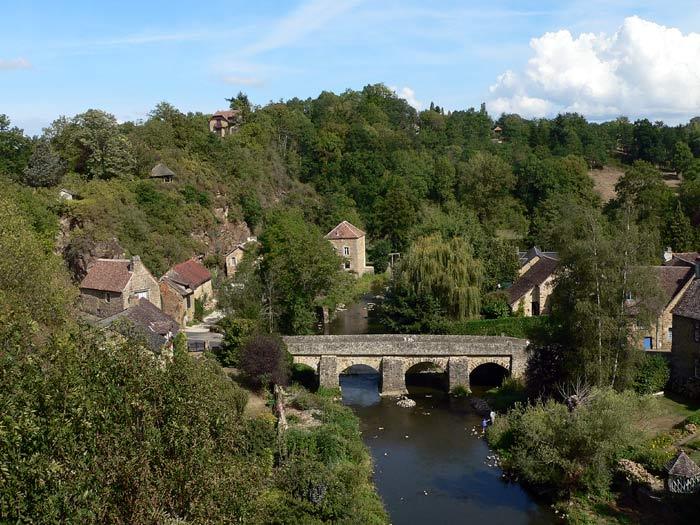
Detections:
[285, 334, 529, 395]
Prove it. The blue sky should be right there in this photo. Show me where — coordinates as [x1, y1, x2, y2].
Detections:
[2, 0, 700, 135]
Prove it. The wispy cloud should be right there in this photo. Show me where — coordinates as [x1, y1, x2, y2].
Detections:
[222, 75, 265, 87]
[0, 57, 31, 70]
[242, 0, 364, 56]
[391, 86, 423, 110]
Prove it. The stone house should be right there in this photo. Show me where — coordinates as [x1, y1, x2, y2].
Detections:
[149, 162, 175, 183]
[325, 221, 374, 276]
[160, 258, 212, 326]
[98, 298, 179, 352]
[671, 263, 700, 385]
[209, 110, 241, 137]
[224, 238, 258, 277]
[508, 247, 558, 316]
[79, 256, 160, 318]
[630, 265, 696, 351]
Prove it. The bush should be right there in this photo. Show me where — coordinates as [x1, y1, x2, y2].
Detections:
[480, 291, 510, 319]
[633, 433, 675, 473]
[194, 297, 205, 321]
[633, 354, 670, 394]
[240, 334, 292, 389]
[433, 315, 555, 340]
[450, 385, 471, 397]
[215, 317, 258, 367]
[525, 343, 570, 399]
[685, 412, 700, 426]
[292, 363, 319, 391]
[488, 388, 645, 497]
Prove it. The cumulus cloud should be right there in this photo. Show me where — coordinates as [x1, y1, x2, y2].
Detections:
[488, 16, 700, 120]
[392, 86, 423, 110]
[0, 58, 31, 70]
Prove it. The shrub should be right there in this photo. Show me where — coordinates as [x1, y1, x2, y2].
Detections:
[291, 363, 319, 391]
[488, 388, 644, 497]
[215, 317, 258, 367]
[684, 412, 700, 426]
[481, 291, 510, 319]
[194, 297, 205, 321]
[633, 354, 670, 394]
[633, 433, 675, 473]
[450, 385, 471, 397]
[240, 334, 292, 389]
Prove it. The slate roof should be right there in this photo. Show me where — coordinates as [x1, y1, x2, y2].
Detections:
[664, 252, 700, 267]
[166, 259, 211, 289]
[626, 266, 694, 316]
[508, 255, 559, 304]
[99, 299, 179, 350]
[673, 279, 700, 321]
[517, 246, 558, 267]
[325, 221, 365, 240]
[150, 163, 175, 178]
[666, 451, 700, 477]
[80, 259, 132, 293]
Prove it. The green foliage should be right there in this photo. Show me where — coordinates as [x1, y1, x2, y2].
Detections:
[632, 354, 670, 394]
[0, 114, 32, 177]
[684, 412, 700, 426]
[450, 385, 471, 397]
[433, 315, 554, 340]
[488, 388, 645, 497]
[259, 209, 346, 334]
[215, 316, 258, 367]
[21, 139, 66, 187]
[194, 297, 205, 321]
[633, 433, 675, 474]
[382, 235, 482, 330]
[480, 291, 510, 319]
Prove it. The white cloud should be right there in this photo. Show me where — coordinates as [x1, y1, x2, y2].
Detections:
[488, 16, 700, 120]
[0, 58, 31, 70]
[392, 86, 423, 110]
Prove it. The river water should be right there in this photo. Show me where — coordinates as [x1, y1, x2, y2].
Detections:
[331, 297, 554, 524]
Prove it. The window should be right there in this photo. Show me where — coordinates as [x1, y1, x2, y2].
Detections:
[625, 291, 633, 301]
[135, 290, 148, 300]
[104, 292, 111, 303]
[531, 301, 540, 316]
[695, 321, 700, 343]
[344, 261, 351, 270]
[186, 296, 192, 309]
[667, 328, 672, 343]
[643, 337, 653, 350]
[343, 246, 350, 256]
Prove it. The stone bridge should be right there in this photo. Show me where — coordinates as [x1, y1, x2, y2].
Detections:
[283, 334, 529, 396]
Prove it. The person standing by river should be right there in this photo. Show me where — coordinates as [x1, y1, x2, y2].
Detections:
[481, 417, 489, 433]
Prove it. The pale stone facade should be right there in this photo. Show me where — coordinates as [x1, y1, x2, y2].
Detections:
[160, 258, 213, 327]
[671, 273, 700, 384]
[325, 221, 374, 276]
[508, 248, 558, 316]
[209, 110, 241, 137]
[79, 256, 160, 318]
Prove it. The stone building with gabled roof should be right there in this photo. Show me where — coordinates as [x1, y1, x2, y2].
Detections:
[671, 261, 700, 386]
[325, 221, 373, 276]
[160, 258, 213, 327]
[79, 256, 161, 318]
[209, 109, 241, 137]
[98, 298, 179, 352]
[149, 162, 175, 182]
[628, 265, 696, 351]
[508, 247, 559, 316]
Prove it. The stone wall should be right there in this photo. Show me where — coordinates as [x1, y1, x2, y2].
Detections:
[79, 288, 126, 318]
[125, 258, 161, 310]
[671, 315, 700, 383]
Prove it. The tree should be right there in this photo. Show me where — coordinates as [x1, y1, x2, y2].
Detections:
[458, 151, 516, 224]
[258, 209, 345, 334]
[21, 139, 66, 187]
[240, 334, 291, 388]
[663, 201, 695, 252]
[372, 177, 420, 251]
[672, 141, 694, 175]
[0, 114, 32, 177]
[551, 205, 661, 388]
[381, 235, 482, 331]
[227, 91, 252, 120]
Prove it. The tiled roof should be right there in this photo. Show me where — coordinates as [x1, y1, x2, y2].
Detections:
[161, 275, 192, 297]
[325, 221, 365, 240]
[673, 279, 700, 320]
[80, 259, 132, 293]
[167, 259, 211, 289]
[99, 299, 179, 350]
[666, 451, 700, 477]
[517, 246, 558, 267]
[211, 110, 240, 120]
[656, 266, 695, 305]
[508, 255, 558, 304]
[150, 162, 175, 178]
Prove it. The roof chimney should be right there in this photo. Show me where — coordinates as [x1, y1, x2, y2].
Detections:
[129, 255, 140, 272]
[663, 247, 673, 263]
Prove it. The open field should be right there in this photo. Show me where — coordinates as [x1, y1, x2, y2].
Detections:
[588, 165, 682, 202]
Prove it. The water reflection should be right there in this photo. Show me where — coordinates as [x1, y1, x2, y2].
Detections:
[340, 374, 553, 525]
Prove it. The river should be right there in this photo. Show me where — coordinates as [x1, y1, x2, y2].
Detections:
[330, 296, 554, 524]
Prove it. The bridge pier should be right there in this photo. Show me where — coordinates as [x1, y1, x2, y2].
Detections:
[448, 356, 470, 392]
[381, 357, 408, 396]
[319, 355, 339, 389]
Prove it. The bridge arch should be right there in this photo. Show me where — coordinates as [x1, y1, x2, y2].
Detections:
[469, 361, 510, 388]
[405, 359, 448, 393]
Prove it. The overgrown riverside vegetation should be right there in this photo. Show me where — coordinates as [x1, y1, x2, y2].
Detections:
[1, 86, 700, 522]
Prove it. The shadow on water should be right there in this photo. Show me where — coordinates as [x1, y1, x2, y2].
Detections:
[339, 374, 554, 525]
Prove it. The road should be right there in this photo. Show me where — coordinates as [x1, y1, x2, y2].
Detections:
[185, 311, 224, 350]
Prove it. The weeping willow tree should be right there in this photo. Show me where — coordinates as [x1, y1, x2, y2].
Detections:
[380, 235, 483, 331]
